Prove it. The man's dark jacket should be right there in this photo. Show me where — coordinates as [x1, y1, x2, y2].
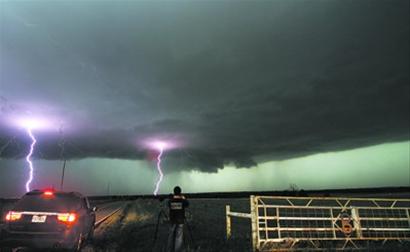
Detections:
[168, 195, 189, 224]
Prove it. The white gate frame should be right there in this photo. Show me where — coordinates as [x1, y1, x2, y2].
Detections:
[226, 195, 410, 251]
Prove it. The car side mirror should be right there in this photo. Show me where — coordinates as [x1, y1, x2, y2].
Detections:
[92, 206, 98, 212]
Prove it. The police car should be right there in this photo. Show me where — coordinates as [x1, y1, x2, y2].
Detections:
[1, 189, 96, 251]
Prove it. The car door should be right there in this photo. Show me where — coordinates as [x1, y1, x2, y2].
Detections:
[80, 198, 91, 233]
[83, 197, 95, 231]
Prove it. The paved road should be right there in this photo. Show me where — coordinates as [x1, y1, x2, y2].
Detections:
[92, 201, 126, 225]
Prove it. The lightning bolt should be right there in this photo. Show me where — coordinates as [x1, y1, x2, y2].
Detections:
[25, 128, 36, 192]
[153, 146, 164, 196]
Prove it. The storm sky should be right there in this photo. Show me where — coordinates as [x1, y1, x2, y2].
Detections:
[0, 0, 409, 197]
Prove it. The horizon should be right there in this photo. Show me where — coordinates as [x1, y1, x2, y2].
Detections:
[1, 0, 409, 198]
[1, 141, 409, 198]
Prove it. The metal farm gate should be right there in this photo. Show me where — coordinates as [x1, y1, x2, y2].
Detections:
[226, 195, 410, 251]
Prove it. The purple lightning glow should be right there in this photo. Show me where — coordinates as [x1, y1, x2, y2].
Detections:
[16, 118, 51, 130]
[11, 117, 52, 192]
[5, 115, 60, 192]
[153, 144, 164, 196]
[25, 127, 36, 192]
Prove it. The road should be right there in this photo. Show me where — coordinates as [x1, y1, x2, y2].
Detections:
[92, 201, 126, 226]
[82, 198, 252, 251]
[3, 194, 409, 251]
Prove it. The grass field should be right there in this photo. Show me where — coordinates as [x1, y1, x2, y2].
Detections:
[89, 194, 410, 252]
[92, 198, 252, 252]
[1, 190, 409, 251]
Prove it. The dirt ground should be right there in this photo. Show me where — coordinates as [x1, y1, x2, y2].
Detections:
[86, 196, 410, 252]
[0, 198, 251, 252]
[2, 194, 409, 251]
[89, 198, 251, 252]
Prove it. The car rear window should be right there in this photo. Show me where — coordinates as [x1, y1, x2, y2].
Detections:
[13, 193, 82, 212]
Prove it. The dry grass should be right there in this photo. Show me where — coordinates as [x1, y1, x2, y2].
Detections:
[3, 195, 408, 251]
[90, 198, 252, 252]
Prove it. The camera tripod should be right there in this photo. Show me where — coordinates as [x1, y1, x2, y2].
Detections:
[152, 209, 196, 252]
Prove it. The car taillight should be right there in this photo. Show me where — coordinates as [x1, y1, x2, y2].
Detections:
[5, 211, 22, 221]
[57, 213, 76, 223]
[44, 191, 54, 196]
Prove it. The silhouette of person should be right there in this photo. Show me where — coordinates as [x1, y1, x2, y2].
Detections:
[166, 186, 189, 252]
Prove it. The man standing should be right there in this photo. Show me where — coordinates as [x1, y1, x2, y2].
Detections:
[167, 186, 189, 252]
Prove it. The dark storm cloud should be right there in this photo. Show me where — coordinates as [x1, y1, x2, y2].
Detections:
[0, 0, 409, 172]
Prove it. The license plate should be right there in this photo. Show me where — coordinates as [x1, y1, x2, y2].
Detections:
[32, 215, 47, 223]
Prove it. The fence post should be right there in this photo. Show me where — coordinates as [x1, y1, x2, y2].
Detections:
[226, 205, 231, 240]
[250, 195, 258, 252]
[351, 208, 362, 239]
